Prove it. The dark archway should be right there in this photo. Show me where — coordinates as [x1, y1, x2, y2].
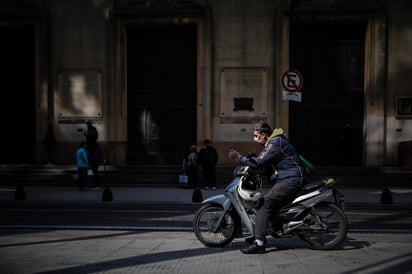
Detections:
[289, 22, 367, 166]
[126, 23, 197, 165]
[0, 24, 36, 164]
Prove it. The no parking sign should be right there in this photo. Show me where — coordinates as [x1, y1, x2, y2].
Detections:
[281, 69, 303, 102]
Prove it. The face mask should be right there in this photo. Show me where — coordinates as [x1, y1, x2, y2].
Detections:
[254, 136, 264, 144]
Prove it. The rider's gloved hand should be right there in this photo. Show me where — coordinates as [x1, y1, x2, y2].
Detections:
[247, 152, 257, 158]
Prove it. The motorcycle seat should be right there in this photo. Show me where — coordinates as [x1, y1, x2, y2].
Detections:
[296, 177, 338, 196]
[278, 177, 340, 211]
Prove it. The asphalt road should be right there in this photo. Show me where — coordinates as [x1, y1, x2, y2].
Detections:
[1, 202, 411, 234]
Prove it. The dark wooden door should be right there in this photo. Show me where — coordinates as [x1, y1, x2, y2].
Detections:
[127, 24, 197, 165]
[289, 22, 366, 166]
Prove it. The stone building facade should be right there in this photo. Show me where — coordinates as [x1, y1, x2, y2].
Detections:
[0, 0, 411, 167]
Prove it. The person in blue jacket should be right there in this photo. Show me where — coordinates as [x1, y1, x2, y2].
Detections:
[76, 142, 89, 190]
[229, 121, 306, 254]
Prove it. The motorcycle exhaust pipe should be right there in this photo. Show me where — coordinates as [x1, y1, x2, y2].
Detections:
[284, 221, 304, 233]
[284, 213, 314, 233]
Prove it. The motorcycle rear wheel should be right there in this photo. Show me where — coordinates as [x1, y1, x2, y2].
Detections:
[298, 203, 348, 250]
[193, 204, 237, 247]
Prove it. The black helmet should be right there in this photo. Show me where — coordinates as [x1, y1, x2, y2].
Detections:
[254, 121, 272, 135]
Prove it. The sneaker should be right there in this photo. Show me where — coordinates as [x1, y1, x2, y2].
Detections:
[212, 187, 216, 190]
[241, 243, 266, 254]
[204, 186, 209, 190]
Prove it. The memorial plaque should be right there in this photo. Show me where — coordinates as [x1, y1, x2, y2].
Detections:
[56, 70, 102, 122]
[219, 67, 268, 121]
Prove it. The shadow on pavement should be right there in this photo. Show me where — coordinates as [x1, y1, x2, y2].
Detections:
[0, 230, 144, 248]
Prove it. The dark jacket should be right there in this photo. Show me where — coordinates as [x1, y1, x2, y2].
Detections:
[89, 145, 103, 167]
[199, 145, 218, 167]
[239, 128, 306, 182]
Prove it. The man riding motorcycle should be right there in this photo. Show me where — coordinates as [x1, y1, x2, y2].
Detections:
[228, 121, 307, 254]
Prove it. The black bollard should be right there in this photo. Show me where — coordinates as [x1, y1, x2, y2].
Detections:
[102, 186, 113, 202]
[380, 188, 393, 204]
[192, 186, 203, 203]
[15, 186, 26, 201]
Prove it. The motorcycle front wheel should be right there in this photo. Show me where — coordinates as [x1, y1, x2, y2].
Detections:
[193, 204, 237, 247]
[298, 203, 348, 250]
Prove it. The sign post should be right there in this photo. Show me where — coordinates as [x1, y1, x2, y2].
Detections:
[281, 69, 303, 102]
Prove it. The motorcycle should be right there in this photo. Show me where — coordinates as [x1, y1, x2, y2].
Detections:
[193, 165, 348, 250]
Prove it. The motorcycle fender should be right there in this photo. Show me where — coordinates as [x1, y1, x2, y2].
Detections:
[333, 189, 346, 211]
[202, 194, 236, 234]
[202, 194, 232, 210]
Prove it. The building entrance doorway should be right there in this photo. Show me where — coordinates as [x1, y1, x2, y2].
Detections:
[289, 22, 366, 166]
[0, 25, 35, 164]
[126, 24, 197, 165]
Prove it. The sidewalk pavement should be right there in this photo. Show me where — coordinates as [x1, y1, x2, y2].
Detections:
[0, 184, 411, 206]
[1, 230, 411, 274]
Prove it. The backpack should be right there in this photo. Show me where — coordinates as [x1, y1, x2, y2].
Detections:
[299, 154, 315, 175]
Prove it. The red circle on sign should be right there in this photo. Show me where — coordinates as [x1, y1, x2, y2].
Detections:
[281, 70, 303, 92]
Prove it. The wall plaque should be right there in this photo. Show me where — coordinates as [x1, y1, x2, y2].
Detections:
[55, 69, 102, 123]
[219, 67, 268, 121]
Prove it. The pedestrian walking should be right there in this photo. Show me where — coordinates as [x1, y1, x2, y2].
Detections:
[76, 142, 89, 191]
